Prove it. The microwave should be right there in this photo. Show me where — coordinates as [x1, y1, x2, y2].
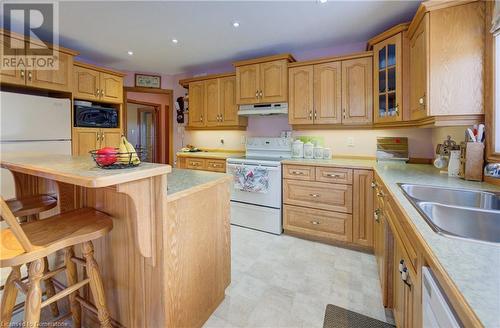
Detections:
[74, 104, 118, 128]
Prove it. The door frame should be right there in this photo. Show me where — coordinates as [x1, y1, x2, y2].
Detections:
[123, 87, 174, 165]
[130, 101, 160, 163]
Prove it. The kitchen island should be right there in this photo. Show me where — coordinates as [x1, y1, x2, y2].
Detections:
[0, 153, 231, 328]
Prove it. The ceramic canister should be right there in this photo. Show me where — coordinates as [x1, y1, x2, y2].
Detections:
[448, 150, 461, 177]
[314, 146, 324, 159]
[323, 148, 332, 159]
[304, 142, 314, 159]
[292, 140, 304, 158]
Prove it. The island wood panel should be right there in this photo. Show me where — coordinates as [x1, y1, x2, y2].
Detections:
[165, 179, 231, 328]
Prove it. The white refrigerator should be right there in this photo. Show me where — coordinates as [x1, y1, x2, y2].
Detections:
[0, 91, 72, 199]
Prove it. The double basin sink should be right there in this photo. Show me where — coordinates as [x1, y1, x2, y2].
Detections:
[399, 183, 500, 244]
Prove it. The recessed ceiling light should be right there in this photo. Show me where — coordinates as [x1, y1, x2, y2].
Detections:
[127, 51, 134, 56]
[232, 21, 240, 28]
[318, 0, 327, 3]
[172, 39, 178, 44]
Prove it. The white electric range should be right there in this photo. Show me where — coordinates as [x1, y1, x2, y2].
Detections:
[226, 137, 292, 234]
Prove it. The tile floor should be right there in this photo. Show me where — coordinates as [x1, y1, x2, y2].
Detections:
[204, 225, 391, 328]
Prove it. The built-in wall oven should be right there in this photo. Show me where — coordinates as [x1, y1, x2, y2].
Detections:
[227, 137, 292, 235]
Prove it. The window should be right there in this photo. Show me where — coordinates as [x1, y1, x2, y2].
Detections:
[488, 1, 500, 160]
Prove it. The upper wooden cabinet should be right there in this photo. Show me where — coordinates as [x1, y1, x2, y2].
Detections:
[73, 62, 124, 104]
[369, 23, 410, 124]
[182, 74, 247, 129]
[234, 54, 295, 105]
[288, 53, 372, 126]
[341, 57, 373, 125]
[408, 1, 485, 120]
[0, 30, 77, 92]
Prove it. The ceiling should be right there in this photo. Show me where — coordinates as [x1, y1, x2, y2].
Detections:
[9, 1, 421, 75]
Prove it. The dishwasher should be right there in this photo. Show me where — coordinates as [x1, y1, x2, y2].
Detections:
[422, 266, 461, 327]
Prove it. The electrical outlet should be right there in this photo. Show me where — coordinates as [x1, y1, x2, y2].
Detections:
[347, 137, 354, 147]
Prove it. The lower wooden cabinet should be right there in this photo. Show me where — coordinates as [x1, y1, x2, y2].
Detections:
[177, 156, 227, 173]
[283, 164, 373, 248]
[392, 234, 416, 328]
[72, 128, 122, 155]
[284, 204, 353, 242]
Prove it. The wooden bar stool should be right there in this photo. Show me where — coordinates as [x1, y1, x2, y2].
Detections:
[1, 194, 60, 317]
[0, 198, 113, 328]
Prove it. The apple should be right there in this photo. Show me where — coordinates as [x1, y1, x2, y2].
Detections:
[96, 147, 118, 166]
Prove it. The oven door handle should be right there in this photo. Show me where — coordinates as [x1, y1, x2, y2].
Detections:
[226, 163, 281, 171]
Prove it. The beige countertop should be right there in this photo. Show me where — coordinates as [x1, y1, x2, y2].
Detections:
[282, 158, 375, 170]
[373, 162, 500, 328]
[0, 152, 171, 188]
[166, 168, 231, 202]
[176, 151, 244, 160]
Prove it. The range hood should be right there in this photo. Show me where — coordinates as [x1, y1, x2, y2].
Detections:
[238, 103, 288, 116]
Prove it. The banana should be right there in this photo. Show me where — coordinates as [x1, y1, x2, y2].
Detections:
[125, 137, 141, 165]
[118, 136, 131, 164]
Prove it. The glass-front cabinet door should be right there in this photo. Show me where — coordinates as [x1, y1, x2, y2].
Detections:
[373, 33, 402, 123]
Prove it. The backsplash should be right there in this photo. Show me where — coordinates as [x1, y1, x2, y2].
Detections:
[182, 115, 467, 160]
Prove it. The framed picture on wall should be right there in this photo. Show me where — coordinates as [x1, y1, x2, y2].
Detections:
[135, 74, 161, 89]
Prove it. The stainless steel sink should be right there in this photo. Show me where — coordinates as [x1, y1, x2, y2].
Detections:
[399, 183, 500, 210]
[399, 183, 500, 244]
[419, 202, 500, 243]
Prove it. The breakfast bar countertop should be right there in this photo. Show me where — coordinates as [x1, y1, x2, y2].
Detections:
[167, 168, 231, 201]
[0, 153, 171, 188]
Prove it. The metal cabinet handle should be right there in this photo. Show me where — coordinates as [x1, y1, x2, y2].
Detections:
[395, 104, 400, 116]
[310, 220, 320, 225]
[309, 111, 313, 120]
[96, 89, 100, 97]
[219, 114, 223, 122]
[255, 90, 259, 99]
[419, 94, 426, 108]
[96, 133, 100, 141]
[28, 71, 32, 81]
[374, 209, 381, 223]
[343, 108, 346, 120]
[314, 110, 317, 119]
[100, 89, 104, 96]
[291, 171, 304, 175]
[259, 90, 263, 98]
[377, 191, 385, 198]
[101, 132, 104, 141]
[20, 69, 25, 79]
[371, 181, 377, 188]
[326, 173, 340, 178]
[309, 193, 320, 198]
[200, 115, 203, 122]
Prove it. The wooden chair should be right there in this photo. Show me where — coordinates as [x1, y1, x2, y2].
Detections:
[0, 197, 113, 328]
[1, 194, 60, 317]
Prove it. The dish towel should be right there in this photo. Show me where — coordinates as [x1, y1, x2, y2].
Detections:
[233, 166, 270, 193]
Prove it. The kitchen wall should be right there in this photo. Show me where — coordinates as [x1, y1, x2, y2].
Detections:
[123, 40, 469, 164]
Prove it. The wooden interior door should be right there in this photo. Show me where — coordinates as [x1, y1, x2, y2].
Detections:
[73, 66, 100, 101]
[341, 57, 373, 125]
[205, 79, 220, 127]
[0, 35, 26, 86]
[409, 15, 429, 120]
[26, 51, 73, 92]
[236, 64, 259, 104]
[259, 60, 287, 103]
[314, 62, 342, 124]
[288, 66, 313, 125]
[188, 81, 205, 127]
[219, 76, 240, 126]
[100, 72, 123, 103]
[73, 128, 100, 155]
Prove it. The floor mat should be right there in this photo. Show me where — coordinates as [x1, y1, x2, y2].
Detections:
[323, 304, 395, 328]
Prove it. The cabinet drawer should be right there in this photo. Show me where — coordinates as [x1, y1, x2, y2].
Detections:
[315, 167, 353, 184]
[284, 205, 353, 242]
[186, 158, 206, 170]
[283, 165, 315, 181]
[206, 159, 226, 172]
[283, 179, 352, 213]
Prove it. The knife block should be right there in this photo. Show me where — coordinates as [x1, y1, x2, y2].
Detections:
[459, 142, 484, 181]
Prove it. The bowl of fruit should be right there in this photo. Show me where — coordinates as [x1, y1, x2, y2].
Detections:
[90, 136, 145, 169]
